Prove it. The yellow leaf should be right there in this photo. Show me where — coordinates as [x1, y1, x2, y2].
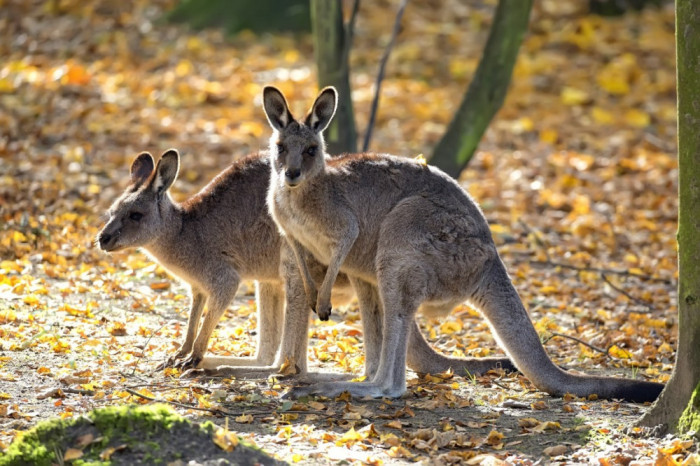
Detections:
[108, 322, 127, 336]
[560, 87, 589, 106]
[539, 129, 558, 144]
[387, 446, 413, 458]
[533, 421, 561, 432]
[23, 294, 40, 306]
[212, 427, 239, 452]
[439, 321, 462, 334]
[175, 59, 194, 77]
[1, 260, 22, 272]
[0, 78, 15, 93]
[414, 154, 427, 166]
[518, 417, 540, 428]
[235, 414, 254, 423]
[624, 109, 651, 127]
[336, 427, 363, 447]
[485, 430, 504, 445]
[608, 345, 631, 359]
[591, 107, 615, 124]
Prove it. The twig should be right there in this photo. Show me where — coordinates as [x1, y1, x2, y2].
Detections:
[601, 273, 656, 313]
[123, 388, 331, 418]
[63, 388, 95, 396]
[124, 387, 229, 416]
[518, 219, 551, 263]
[362, 0, 409, 152]
[131, 321, 169, 376]
[342, 0, 361, 67]
[528, 260, 673, 284]
[544, 331, 609, 355]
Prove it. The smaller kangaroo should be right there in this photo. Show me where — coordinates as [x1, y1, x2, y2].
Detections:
[97, 149, 497, 379]
[97, 149, 309, 372]
[262, 85, 664, 402]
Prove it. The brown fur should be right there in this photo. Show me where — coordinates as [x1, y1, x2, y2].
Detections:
[263, 86, 663, 402]
[97, 149, 484, 380]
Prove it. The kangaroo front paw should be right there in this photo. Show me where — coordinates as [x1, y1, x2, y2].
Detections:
[316, 298, 332, 321]
[317, 304, 332, 321]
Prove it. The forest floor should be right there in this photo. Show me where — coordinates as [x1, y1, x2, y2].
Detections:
[0, 0, 697, 463]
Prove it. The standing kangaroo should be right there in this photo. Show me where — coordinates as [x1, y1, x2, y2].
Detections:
[97, 149, 507, 379]
[262, 86, 664, 402]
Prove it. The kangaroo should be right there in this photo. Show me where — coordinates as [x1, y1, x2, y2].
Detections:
[96, 149, 504, 379]
[262, 85, 664, 403]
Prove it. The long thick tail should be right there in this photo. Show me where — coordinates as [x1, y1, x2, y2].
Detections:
[471, 259, 663, 403]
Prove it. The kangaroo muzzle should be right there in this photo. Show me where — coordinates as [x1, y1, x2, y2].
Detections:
[98, 229, 120, 251]
[284, 168, 302, 187]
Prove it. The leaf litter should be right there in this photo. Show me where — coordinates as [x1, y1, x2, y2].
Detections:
[0, 0, 694, 463]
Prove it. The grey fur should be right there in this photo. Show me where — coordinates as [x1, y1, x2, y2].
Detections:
[97, 149, 493, 380]
[263, 86, 663, 402]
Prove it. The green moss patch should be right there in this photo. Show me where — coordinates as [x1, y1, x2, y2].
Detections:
[678, 380, 700, 439]
[0, 404, 280, 465]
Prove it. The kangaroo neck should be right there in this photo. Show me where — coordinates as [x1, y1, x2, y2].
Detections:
[142, 199, 185, 263]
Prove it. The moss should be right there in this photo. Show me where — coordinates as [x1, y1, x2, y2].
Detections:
[0, 404, 186, 466]
[0, 404, 279, 465]
[678, 380, 700, 438]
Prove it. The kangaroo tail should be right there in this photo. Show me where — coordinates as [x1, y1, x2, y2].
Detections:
[470, 258, 663, 403]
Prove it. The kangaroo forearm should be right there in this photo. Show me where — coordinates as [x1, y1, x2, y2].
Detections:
[287, 238, 317, 300]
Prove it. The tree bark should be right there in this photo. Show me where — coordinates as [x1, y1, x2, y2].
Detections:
[310, 0, 357, 155]
[637, 0, 700, 433]
[430, 0, 533, 179]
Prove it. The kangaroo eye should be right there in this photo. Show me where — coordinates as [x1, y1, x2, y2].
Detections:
[306, 146, 316, 157]
[129, 212, 143, 222]
[276, 143, 285, 153]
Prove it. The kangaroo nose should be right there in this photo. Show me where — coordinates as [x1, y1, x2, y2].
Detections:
[285, 169, 301, 185]
[99, 233, 112, 249]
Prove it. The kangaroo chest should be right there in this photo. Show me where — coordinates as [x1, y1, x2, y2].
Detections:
[271, 193, 336, 264]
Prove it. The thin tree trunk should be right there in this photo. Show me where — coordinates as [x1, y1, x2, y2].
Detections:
[310, 0, 357, 155]
[430, 0, 532, 179]
[637, 0, 700, 433]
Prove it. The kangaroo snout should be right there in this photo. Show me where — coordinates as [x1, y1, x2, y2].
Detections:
[284, 168, 302, 187]
[97, 230, 119, 251]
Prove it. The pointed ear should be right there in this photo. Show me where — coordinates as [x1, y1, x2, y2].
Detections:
[263, 86, 294, 131]
[305, 86, 337, 133]
[130, 152, 155, 186]
[152, 149, 180, 196]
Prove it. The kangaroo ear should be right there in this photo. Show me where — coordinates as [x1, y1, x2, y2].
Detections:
[263, 86, 294, 131]
[305, 86, 337, 133]
[152, 149, 180, 196]
[131, 152, 155, 186]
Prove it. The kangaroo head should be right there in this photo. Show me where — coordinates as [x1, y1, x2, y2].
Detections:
[262, 86, 337, 188]
[97, 149, 180, 252]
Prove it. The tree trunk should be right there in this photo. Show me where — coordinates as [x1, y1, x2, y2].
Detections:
[310, 0, 357, 155]
[430, 0, 533, 179]
[637, 0, 700, 433]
